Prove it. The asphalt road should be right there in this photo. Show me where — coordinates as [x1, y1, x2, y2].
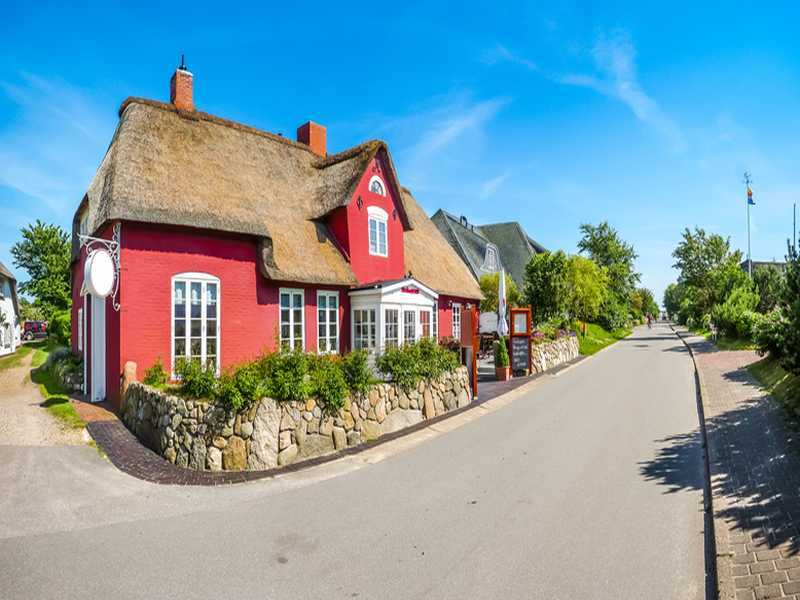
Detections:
[0, 324, 705, 599]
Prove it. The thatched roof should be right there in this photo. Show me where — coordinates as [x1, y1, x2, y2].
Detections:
[0, 261, 14, 281]
[74, 98, 479, 298]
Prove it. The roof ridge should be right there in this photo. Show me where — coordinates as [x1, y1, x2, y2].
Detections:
[313, 140, 384, 169]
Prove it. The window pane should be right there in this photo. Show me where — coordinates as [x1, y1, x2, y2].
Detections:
[207, 300, 217, 319]
[319, 338, 327, 352]
[319, 324, 325, 339]
[207, 283, 217, 303]
[281, 324, 290, 340]
[174, 338, 186, 358]
[330, 296, 338, 309]
[292, 293, 302, 309]
[280, 293, 290, 308]
[175, 302, 185, 319]
[329, 323, 336, 337]
[191, 320, 201, 337]
[174, 281, 186, 304]
[175, 320, 186, 338]
[319, 309, 326, 325]
[190, 339, 202, 357]
[206, 338, 216, 356]
[319, 295, 327, 310]
[207, 319, 217, 338]
[294, 322, 302, 340]
[281, 308, 290, 324]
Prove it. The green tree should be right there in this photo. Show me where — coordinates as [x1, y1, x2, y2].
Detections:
[10, 220, 71, 319]
[565, 255, 608, 323]
[577, 221, 640, 300]
[672, 227, 734, 289]
[752, 265, 785, 313]
[663, 283, 684, 320]
[523, 251, 568, 325]
[18, 297, 45, 322]
[780, 242, 800, 376]
[479, 272, 521, 313]
[631, 287, 658, 319]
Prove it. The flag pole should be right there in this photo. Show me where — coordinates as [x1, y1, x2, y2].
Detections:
[744, 171, 752, 277]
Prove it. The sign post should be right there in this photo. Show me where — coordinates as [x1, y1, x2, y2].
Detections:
[509, 307, 532, 375]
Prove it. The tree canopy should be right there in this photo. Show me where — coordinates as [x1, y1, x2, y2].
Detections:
[523, 251, 569, 326]
[479, 272, 521, 313]
[565, 255, 608, 323]
[11, 220, 71, 319]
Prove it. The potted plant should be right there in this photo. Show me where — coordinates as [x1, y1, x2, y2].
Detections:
[494, 337, 510, 381]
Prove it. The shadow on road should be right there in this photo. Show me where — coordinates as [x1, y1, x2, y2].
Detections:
[639, 431, 705, 494]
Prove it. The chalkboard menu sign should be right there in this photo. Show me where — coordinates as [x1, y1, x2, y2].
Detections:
[510, 336, 530, 372]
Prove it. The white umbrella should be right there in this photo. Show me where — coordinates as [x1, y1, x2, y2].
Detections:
[497, 269, 509, 337]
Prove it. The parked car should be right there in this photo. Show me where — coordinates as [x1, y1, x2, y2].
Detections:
[23, 320, 48, 341]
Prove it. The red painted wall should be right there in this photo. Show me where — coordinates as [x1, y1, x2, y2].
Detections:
[332, 155, 406, 285]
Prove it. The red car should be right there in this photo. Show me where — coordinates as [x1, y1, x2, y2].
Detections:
[23, 320, 48, 341]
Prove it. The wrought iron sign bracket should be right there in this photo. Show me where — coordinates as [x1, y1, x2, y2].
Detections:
[78, 223, 121, 312]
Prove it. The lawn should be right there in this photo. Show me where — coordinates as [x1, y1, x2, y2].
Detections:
[576, 322, 632, 355]
[748, 357, 800, 414]
[687, 327, 757, 351]
[0, 344, 35, 370]
[27, 341, 85, 430]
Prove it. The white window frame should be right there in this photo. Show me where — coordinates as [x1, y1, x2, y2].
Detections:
[352, 307, 377, 351]
[368, 175, 386, 196]
[77, 308, 83, 352]
[432, 304, 438, 339]
[279, 288, 305, 351]
[367, 206, 389, 257]
[403, 309, 416, 343]
[171, 272, 221, 376]
[384, 308, 399, 348]
[316, 290, 339, 354]
[452, 303, 462, 339]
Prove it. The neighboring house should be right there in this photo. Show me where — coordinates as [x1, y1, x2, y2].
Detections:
[431, 210, 546, 289]
[740, 259, 786, 274]
[0, 262, 20, 356]
[70, 63, 481, 407]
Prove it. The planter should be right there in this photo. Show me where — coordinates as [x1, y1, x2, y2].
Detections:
[495, 366, 511, 381]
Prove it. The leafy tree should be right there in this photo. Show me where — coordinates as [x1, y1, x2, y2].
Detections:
[631, 287, 658, 319]
[18, 297, 45, 322]
[752, 265, 785, 314]
[565, 255, 608, 323]
[663, 283, 684, 320]
[672, 227, 734, 289]
[780, 242, 800, 376]
[11, 220, 71, 319]
[523, 251, 569, 325]
[577, 221, 640, 300]
[479, 272, 521, 313]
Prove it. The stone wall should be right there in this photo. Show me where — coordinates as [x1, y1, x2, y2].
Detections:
[121, 366, 472, 472]
[530, 335, 579, 374]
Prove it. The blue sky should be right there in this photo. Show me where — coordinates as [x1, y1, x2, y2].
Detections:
[3, 2, 800, 305]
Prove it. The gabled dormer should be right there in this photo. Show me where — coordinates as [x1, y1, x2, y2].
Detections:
[323, 147, 410, 285]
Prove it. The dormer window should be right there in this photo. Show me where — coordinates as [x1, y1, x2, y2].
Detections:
[368, 175, 386, 196]
[484, 244, 499, 271]
[367, 206, 388, 257]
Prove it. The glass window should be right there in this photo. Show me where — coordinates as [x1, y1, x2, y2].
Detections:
[353, 308, 376, 350]
[403, 310, 416, 343]
[317, 291, 339, 353]
[420, 310, 431, 338]
[369, 175, 386, 196]
[368, 216, 388, 257]
[452, 303, 462, 339]
[385, 309, 399, 348]
[280, 289, 304, 350]
[172, 276, 219, 373]
[432, 305, 438, 340]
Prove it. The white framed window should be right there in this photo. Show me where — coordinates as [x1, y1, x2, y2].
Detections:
[420, 310, 431, 339]
[368, 206, 388, 257]
[368, 175, 386, 196]
[452, 303, 462, 339]
[385, 308, 399, 348]
[317, 291, 339, 353]
[403, 310, 416, 343]
[172, 273, 220, 374]
[280, 288, 305, 351]
[77, 308, 84, 352]
[353, 308, 376, 350]
[432, 305, 438, 339]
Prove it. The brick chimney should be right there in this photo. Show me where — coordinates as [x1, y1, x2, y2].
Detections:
[170, 56, 194, 112]
[297, 121, 326, 157]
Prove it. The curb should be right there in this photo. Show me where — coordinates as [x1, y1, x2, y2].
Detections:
[671, 324, 720, 600]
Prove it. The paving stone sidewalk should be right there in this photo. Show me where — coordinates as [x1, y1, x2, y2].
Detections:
[679, 329, 800, 600]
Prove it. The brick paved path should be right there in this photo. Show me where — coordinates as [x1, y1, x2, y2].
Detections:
[680, 329, 800, 600]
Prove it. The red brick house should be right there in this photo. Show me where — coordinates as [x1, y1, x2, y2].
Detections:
[71, 64, 482, 408]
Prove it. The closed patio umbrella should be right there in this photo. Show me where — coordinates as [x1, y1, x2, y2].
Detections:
[497, 269, 509, 337]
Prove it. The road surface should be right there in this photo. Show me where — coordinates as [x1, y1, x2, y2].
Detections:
[0, 324, 705, 599]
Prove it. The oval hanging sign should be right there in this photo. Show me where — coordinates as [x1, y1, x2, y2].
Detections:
[84, 250, 115, 298]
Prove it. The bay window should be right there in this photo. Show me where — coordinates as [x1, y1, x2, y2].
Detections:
[280, 288, 304, 350]
[172, 273, 219, 373]
[317, 291, 339, 353]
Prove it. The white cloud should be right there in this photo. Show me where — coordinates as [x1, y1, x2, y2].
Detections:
[479, 171, 510, 199]
[481, 44, 539, 72]
[0, 74, 115, 218]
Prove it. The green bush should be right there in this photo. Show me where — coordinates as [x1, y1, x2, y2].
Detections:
[711, 286, 759, 339]
[754, 309, 787, 358]
[376, 338, 461, 390]
[494, 337, 509, 368]
[262, 351, 312, 402]
[310, 355, 349, 412]
[341, 349, 372, 395]
[175, 358, 217, 399]
[216, 373, 244, 410]
[143, 358, 169, 387]
[49, 309, 71, 346]
[685, 315, 696, 330]
[597, 295, 629, 330]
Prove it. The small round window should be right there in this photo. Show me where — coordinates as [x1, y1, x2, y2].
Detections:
[368, 175, 386, 196]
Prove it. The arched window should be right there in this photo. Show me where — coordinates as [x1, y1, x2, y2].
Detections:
[172, 272, 220, 375]
[368, 175, 386, 196]
[484, 245, 499, 271]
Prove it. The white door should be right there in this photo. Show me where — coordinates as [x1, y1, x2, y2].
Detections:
[90, 294, 106, 403]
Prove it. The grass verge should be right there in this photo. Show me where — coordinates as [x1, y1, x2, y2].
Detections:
[28, 342, 85, 430]
[576, 323, 632, 356]
[748, 357, 800, 413]
[688, 327, 757, 351]
[0, 344, 34, 370]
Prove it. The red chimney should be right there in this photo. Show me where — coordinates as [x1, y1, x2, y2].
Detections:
[297, 121, 326, 157]
[170, 57, 194, 112]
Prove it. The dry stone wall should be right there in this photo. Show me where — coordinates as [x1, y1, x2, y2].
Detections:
[121, 366, 471, 472]
[530, 335, 579, 374]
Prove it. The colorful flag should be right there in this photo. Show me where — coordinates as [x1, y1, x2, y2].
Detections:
[747, 186, 756, 206]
